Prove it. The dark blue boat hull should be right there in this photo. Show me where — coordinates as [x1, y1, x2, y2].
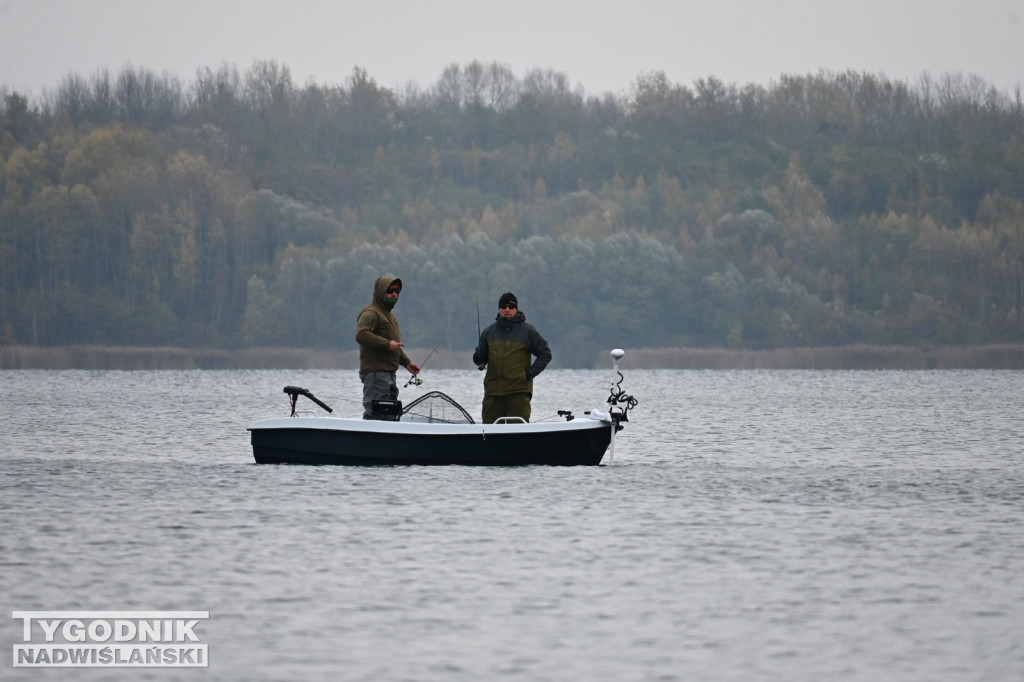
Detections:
[249, 419, 616, 466]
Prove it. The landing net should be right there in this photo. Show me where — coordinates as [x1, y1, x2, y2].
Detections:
[402, 391, 476, 424]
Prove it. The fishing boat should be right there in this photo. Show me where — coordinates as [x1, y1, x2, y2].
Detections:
[248, 349, 637, 466]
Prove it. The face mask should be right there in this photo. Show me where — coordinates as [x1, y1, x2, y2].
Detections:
[383, 297, 397, 309]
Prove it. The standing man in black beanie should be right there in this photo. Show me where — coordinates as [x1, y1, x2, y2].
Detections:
[472, 292, 552, 424]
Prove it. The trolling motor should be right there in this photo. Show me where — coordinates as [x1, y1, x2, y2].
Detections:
[283, 385, 333, 416]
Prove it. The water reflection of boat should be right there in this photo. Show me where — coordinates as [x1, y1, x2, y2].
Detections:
[248, 350, 637, 466]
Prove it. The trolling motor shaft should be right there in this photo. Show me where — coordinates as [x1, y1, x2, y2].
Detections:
[283, 385, 333, 416]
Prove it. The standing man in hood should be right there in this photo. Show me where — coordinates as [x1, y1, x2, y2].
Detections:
[356, 276, 421, 419]
[472, 292, 551, 424]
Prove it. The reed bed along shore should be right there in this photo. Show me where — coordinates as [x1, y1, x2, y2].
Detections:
[4, 345, 1024, 370]
[615, 345, 1024, 369]
[0, 346, 468, 370]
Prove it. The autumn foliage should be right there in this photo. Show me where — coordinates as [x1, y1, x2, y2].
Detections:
[2, 62, 1023, 365]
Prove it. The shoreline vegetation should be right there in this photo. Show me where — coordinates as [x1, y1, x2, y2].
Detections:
[5, 67, 1024, 357]
[4, 345, 1024, 371]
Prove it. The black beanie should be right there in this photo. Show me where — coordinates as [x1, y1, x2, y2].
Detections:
[498, 292, 518, 308]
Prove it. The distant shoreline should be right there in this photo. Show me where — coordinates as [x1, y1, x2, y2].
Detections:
[4, 344, 1024, 370]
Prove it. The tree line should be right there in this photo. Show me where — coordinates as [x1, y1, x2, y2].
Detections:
[1, 61, 1023, 366]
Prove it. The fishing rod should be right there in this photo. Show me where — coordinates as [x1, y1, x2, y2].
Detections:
[475, 297, 486, 371]
[404, 336, 445, 387]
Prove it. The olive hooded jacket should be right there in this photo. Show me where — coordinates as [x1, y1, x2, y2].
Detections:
[355, 276, 412, 373]
[473, 310, 551, 396]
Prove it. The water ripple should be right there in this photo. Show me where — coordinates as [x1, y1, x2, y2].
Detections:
[1, 369, 1023, 680]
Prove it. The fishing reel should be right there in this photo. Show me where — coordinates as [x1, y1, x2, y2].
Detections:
[404, 337, 444, 388]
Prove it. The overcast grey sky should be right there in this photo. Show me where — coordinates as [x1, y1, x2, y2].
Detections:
[1, 0, 1022, 100]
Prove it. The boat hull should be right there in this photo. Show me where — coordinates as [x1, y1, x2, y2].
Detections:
[248, 417, 617, 466]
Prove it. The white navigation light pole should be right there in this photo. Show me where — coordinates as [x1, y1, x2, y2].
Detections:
[607, 348, 625, 464]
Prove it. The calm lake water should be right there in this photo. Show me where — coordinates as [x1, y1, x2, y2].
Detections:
[2, 368, 1022, 681]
